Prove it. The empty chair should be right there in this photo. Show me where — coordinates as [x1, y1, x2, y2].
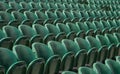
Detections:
[32, 42, 61, 74]
[100, 20, 111, 29]
[13, 45, 45, 74]
[3, 26, 29, 46]
[11, 11, 27, 27]
[39, 3, 50, 11]
[45, 24, 66, 41]
[48, 3, 58, 10]
[96, 35, 117, 59]
[86, 36, 108, 62]
[20, 2, 32, 11]
[0, 47, 26, 74]
[48, 41, 74, 71]
[0, 11, 14, 28]
[29, 2, 41, 10]
[56, 23, 76, 40]
[105, 59, 120, 74]
[76, 22, 89, 32]
[55, 11, 68, 23]
[62, 71, 76, 74]
[35, 11, 52, 24]
[18, 25, 42, 46]
[78, 67, 97, 74]
[0, 2, 10, 11]
[93, 62, 112, 74]
[66, 23, 81, 33]
[74, 38, 98, 66]
[23, 11, 39, 26]
[9, 2, 22, 11]
[32, 24, 55, 43]
[62, 39, 87, 69]
[105, 34, 119, 57]
[45, 11, 58, 24]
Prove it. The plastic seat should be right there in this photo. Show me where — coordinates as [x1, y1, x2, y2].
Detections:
[105, 59, 120, 74]
[32, 42, 61, 74]
[96, 35, 117, 59]
[32, 24, 55, 43]
[39, 3, 50, 11]
[3, 26, 29, 46]
[100, 20, 111, 29]
[105, 34, 118, 45]
[66, 23, 85, 38]
[76, 22, 89, 32]
[56, 23, 76, 40]
[20, 2, 32, 11]
[56, 3, 66, 11]
[63, 3, 72, 10]
[62, 39, 87, 69]
[13, 45, 45, 74]
[55, 10, 69, 23]
[66, 23, 80, 33]
[45, 24, 66, 41]
[62, 71, 76, 74]
[11, 11, 27, 27]
[45, 11, 58, 24]
[71, 11, 82, 19]
[23, 11, 39, 26]
[9, 2, 22, 11]
[78, 67, 97, 74]
[85, 21, 97, 30]
[0, 2, 10, 11]
[48, 41, 74, 71]
[35, 11, 50, 24]
[93, 21, 104, 30]
[0, 47, 26, 74]
[29, 2, 41, 10]
[93, 62, 112, 74]
[74, 38, 98, 66]
[86, 36, 108, 62]
[48, 3, 58, 10]
[0, 11, 14, 28]
[18, 25, 42, 46]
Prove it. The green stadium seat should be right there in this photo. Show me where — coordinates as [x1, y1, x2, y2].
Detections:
[13, 45, 45, 74]
[32, 24, 55, 43]
[48, 41, 74, 71]
[62, 39, 87, 69]
[3, 26, 29, 46]
[105, 59, 120, 74]
[18, 25, 42, 46]
[93, 62, 112, 74]
[74, 38, 98, 66]
[0, 47, 26, 74]
[32, 42, 61, 74]
[45, 24, 66, 41]
[56, 23, 76, 40]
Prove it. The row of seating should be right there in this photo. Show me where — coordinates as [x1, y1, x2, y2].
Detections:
[1, 18, 120, 40]
[62, 58, 120, 74]
[89, 0, 120, 5]
[0, 0, 79, 3]
[0, 31, 120, 74]
[1, 2, 113, 12]
[0, 10, 120, 28]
